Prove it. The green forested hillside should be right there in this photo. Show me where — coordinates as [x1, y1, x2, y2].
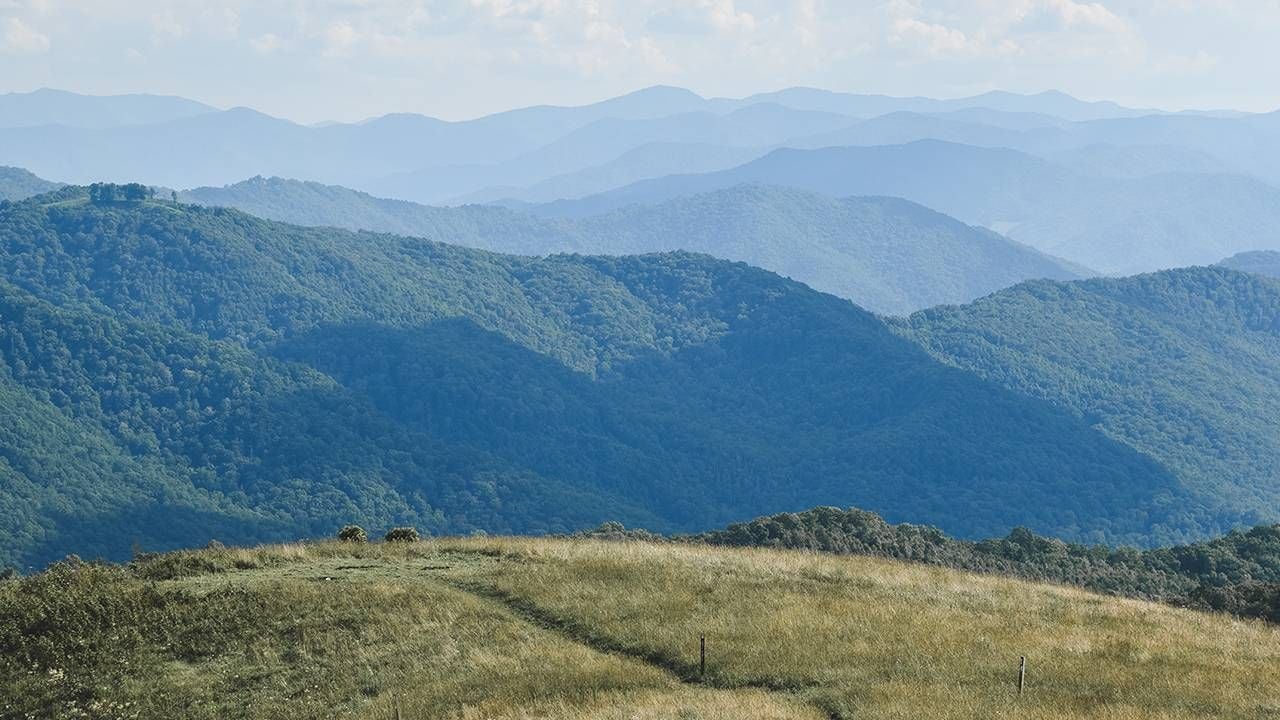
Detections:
[900, 267, 1280, 536]
[0, 190, 1197, 567]
[183, 177, 1084, 314]
[0, 279, 641, 571]
[0, 166, 60, 201]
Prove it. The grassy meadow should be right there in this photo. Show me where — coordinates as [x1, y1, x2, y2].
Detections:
[2, 537, 1278, 719]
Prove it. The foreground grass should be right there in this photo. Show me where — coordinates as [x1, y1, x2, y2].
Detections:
[445, 538, 1280, 719]
[2, 538, 1278, 719]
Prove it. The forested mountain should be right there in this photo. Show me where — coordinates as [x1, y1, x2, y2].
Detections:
[544, 141, 1280, 273]
[183, 177, 1084, 315]
[1219, 250, 1280, 278]
[899, 267, 1280, 536]
[0, 167, 60, 201]
[0, 189, 1205, 567]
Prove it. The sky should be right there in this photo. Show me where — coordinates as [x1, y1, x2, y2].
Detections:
[0, 0, 1277, 124]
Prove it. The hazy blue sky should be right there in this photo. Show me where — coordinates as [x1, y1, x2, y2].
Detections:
[1, 0, 1275, 123]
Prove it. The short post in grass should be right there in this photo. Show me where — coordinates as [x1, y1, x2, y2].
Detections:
[700, 634, 706, 679]
[1018, 656, 1027, 695]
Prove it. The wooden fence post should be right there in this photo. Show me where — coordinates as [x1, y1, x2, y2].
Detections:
[700, 634, 706, 678]
[1018, 656, 1026, 696]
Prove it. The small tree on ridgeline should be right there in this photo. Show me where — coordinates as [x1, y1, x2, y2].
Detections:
[88, 182, 155, 205]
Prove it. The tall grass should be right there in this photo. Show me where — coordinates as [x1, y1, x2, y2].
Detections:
[441, 537, 1280, 719]
[4, 538, 1278, 719]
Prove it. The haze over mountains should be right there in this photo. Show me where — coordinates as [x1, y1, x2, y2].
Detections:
[181, 176, 1083, 315]
[5, 86, 1280, 275]
[540, 141, 1280, 274]
[7, 84, 1280, 570]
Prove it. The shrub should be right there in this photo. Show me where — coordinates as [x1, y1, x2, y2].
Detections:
[383, 527, 420, 543]
[338, 525, 368, 543]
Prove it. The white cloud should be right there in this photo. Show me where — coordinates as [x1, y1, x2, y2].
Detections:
[149, 11, 187, 43]
[892, 17, 973, 55]
[2, 16, 49, 54]
[705, 0, 755, 33]
[322, 21, 360, 57]
[251, 32, 282, 54]
[1047, 0, 1126, 33]
[1, 0, 1278, 121]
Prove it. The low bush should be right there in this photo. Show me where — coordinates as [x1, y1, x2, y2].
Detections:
[383, 527, 420, 543]
[338, 525, 368, 543]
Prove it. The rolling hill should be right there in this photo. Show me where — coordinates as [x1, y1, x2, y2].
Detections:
[0, 189, 1201, 566]
[3, 536, 1276, 720]
[183, 177, 1086, 315]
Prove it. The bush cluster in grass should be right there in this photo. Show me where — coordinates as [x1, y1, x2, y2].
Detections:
[338, 525, 368, 543]
[383, 527, 421, 543]
[691, 506, 1280, 622]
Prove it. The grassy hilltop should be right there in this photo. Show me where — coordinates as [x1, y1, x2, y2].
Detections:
[3, 537, 1277, 719]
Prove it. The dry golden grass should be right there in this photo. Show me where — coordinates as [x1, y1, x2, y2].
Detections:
[8, 537, 1279, 719]
[431, 537, 1280, 720]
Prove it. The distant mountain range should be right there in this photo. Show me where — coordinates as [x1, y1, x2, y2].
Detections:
[537, 141, 1280, 274]
[3, 85, 1272, 206]
[5, 87, 1280, 277]
[0, 88, 216, 129]
[183, 176, 1084, 315]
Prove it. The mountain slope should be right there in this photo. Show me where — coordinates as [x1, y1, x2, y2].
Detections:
[571, 186, 1085, 315]
[0, 278, 636, 570]
[1219, 250, 1280, 278]
[364, 104, 854, 203]
[0, 191, 1201, 566]
[900, 267, 1280, 534]
[544, 141, 1280, 273]
[532, 141, 1083, 220]
[0, 166, 61, 201]
[184, 177, 1085, 315]
[454, 141, 766, 204]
